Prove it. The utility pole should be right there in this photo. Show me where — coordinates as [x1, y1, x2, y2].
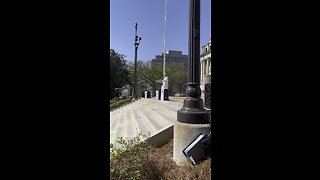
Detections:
[161, 0, 169, 101]
[133, 23, 142, 101]
[163, 0, 168, 79]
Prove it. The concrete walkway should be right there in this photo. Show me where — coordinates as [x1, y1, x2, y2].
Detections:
[110, 97, 183, 148]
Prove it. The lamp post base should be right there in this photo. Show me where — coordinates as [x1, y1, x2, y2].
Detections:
[177, 97, 210, 124]
[173, 121, 210, 166]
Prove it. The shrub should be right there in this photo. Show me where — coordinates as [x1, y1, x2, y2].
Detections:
[110, 136, 211, 180]
[110, 98, 131, 111]
[110, 134, 151, 180]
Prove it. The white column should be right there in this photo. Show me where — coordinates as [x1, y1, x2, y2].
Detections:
[208, 58, 211, 75]
[201, 60, 203, 82]
[210, 59, 211, 75]
[200, 60, 202, 82]
[203, 60, 205, 80]
[206, 59, 209, 74]
[204, 59, 206, 76]
[204, 60, 206, 76]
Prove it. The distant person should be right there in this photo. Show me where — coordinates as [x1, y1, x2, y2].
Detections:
[162, 76, 168, 89]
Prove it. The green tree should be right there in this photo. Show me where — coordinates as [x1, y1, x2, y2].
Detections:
[166, 62, 188, 95]
[138, 61, 163, 95]
[128, 60, 188, 97]
[128, 61, 162, 97]
[110, 49, 129, 100]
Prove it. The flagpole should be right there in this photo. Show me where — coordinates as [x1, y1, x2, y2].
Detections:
[163, 0, 167, 78]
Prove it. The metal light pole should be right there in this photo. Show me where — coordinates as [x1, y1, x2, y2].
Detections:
[177, 0, 209, 123]
[173, 0, 210, 165]
[163, 0, 168, 79]
[161, 0, 169, 101]
[133, 23, 142, 101]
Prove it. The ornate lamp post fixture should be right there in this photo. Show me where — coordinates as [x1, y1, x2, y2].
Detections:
[133, 23, 142, 101]
[177, 0, 209, 124]
[173, 0, 210, 165]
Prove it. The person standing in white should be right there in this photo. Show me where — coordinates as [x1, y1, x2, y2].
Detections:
[163, 76, 168, 89]
[161, 75, 169, 101]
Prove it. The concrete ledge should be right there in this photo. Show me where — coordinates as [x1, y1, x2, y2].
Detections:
[173, 121, 210, 165]
[146, 125, 173, 148]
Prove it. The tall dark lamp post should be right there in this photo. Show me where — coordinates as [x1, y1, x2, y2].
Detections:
[173, 0, 210, 165]
[133, 23, 142, 101]
[178, 0, 209, 124]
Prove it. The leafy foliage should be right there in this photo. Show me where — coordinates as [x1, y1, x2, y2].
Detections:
[110, 134, 151, 180]
[110, 137, 211, 180]
[110, 49, 130, 100]
[165, 62, 188, 95]
[128, 61, 188, 96]
[110, 98, 132, 111]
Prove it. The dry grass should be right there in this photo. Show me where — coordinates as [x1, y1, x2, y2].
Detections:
[143, 139, 211, 180]
[110, 137, 211, 180]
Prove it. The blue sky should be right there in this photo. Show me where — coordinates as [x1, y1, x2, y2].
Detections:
[110, 0, 211, 63]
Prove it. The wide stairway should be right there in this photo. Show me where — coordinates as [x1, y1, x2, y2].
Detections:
[110, 98, 183, 148]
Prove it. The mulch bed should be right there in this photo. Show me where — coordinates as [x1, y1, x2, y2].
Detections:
[142, 139, 211, 180]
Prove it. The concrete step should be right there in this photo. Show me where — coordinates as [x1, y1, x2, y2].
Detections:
[110, 98, 183, 148]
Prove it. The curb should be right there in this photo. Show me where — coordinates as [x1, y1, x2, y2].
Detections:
[146, 125, 174, 148]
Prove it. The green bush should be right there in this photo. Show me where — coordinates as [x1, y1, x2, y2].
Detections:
[110, 99, 117, 104]
[110, 98, 131, 111]
[110, 134, 150, 180]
